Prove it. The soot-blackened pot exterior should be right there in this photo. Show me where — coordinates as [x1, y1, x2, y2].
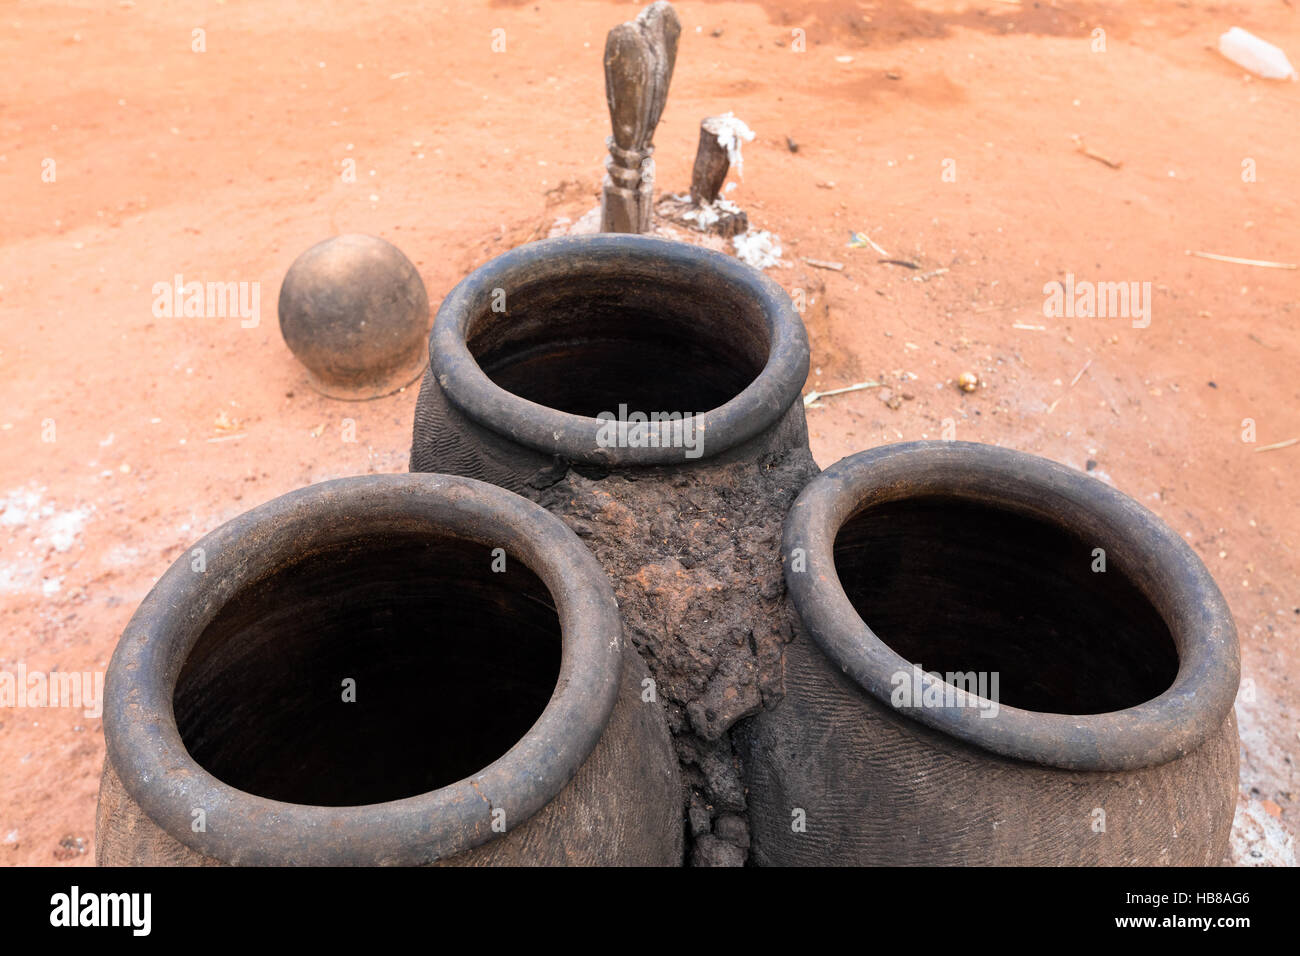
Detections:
[737, 442, 1240, 866]
[97, 474, 682, 866]
[410, 235, 820, 864]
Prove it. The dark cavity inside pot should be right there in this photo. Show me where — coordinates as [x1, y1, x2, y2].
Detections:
[834, 496, 1179, 715]
[467, 274, 769, 417]
[173, 535, 561, 807]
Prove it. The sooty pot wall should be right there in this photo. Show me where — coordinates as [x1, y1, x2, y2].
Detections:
[737, 442, 1241, 866]
[97, 474, 682, 866]
[410, 235, 819, 865]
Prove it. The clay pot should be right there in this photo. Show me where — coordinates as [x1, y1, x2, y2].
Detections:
[97, 474, 682, 866]
[409, 235, 819, 864]
[410, 234, 813, 483]
[738, 441, 1240, 866]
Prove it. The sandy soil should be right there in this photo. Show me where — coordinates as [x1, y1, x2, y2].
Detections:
[1, 0, 1296, 866]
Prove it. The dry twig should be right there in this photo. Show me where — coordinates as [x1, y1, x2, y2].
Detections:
[804, 381, 882, 407]
[1190, 251, 1296, 269]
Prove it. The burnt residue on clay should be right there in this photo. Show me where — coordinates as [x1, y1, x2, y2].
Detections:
[533, 439, 818, 865]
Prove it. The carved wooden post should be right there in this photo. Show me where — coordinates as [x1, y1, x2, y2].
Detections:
[600, 2, 680, 234]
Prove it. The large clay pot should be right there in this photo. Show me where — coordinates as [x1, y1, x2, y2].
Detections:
[410, 235, 819, 864]
[738, 441, 1240, 866]
[97, 474, 682, 866]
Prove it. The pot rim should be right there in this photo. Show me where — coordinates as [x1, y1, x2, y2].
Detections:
[430, 234, 810, 466]
[103, 473, 624, 865]
[782, 441, 1240, 772]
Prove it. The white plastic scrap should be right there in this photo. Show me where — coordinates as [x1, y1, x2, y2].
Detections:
[1218, 27, 1297, 80]
[709, 112, 756, 178]
[682, 198, 742, 230]
[732, 230, 783, 270]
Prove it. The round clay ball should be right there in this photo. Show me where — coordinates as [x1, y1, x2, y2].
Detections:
[278, 234, 429, 398]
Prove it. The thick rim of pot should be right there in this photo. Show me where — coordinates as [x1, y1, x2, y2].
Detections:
[430, 234, 810, 466]
[783, 441, 1240, 772]
[103, 473, 624, 865]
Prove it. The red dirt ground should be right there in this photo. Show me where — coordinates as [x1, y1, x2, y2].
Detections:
[1, 0, 1296, 865]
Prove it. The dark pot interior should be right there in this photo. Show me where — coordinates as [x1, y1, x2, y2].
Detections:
[174, 534, 562, 807]
[467, 273, 769, 418]
[834, 495, 1180, 715]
